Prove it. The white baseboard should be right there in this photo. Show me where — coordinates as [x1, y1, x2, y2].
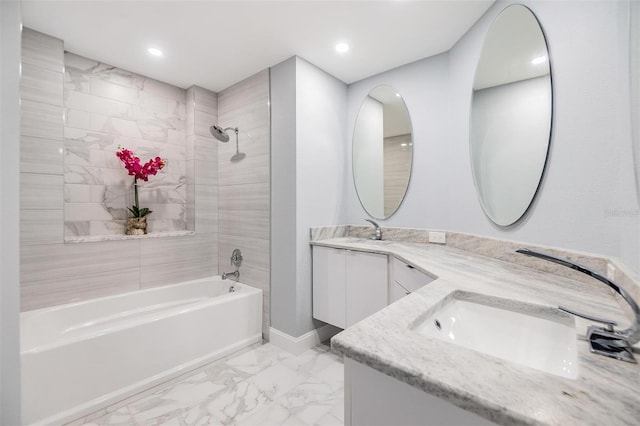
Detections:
[269, 324, 340, 355]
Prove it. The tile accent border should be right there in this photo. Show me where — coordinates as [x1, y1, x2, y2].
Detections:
[65, 230, 195, 243]
[310, 225, 640, 304]
[269, 324, 340, 356]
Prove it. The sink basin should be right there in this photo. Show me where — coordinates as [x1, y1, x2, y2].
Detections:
[413, 291, 578, 379]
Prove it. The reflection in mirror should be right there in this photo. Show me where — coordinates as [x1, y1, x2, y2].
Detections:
[470, 5, 552, 226]
[353, 86, 413, 219]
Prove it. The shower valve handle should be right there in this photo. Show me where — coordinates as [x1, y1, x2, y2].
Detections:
[231, 249, 243, 268]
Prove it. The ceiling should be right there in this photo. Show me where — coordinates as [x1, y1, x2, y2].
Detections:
[21, 0, 494, 93]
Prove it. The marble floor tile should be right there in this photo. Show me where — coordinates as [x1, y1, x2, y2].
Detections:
[74, 342, 344, 426]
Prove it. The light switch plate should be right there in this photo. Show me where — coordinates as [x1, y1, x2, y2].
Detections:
[428, 231, 446, 244]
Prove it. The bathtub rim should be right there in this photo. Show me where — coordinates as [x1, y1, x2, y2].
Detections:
[21, 277, 259, 354]
[21, 275, 254, 318]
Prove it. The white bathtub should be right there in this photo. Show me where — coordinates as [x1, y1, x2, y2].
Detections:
[21, 277, 263, 425]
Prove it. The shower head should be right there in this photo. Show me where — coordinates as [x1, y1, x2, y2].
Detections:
[210, 125, 238, 143]
[231, 151, 246, 162]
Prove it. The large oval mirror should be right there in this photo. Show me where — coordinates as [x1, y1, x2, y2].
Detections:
[470, 5, 552, 226]
[353, 85, 413, 219]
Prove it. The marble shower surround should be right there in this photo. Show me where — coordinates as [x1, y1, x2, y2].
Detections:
[63, 52, 188, 237]
[217, 69, 272, 339]
[20, 28, 219, 310]
[310, 225, 640, 304]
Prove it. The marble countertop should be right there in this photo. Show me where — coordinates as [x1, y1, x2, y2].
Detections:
[311, 238, 640, 426]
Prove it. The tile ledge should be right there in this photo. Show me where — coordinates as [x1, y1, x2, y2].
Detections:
[65, 231, 195, 243]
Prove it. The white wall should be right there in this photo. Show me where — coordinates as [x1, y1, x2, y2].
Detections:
[347, 52, 451, 229]
[0, 1, 22, 423]
[346, 0, 640, 277]
[296, 57, 348, 335]
[271, 56, 347, 337]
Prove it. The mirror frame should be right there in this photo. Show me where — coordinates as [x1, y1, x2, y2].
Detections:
[352, 85, 414, 220]
[469, 4, 553, 227]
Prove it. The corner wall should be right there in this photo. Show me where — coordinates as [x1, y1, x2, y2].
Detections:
[346, 0, 640, 278]
[271, 57, 347, 338]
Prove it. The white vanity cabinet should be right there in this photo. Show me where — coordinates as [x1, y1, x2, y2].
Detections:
[346, 359, 494, 426]
[389, 257, 434, 304]
[312, 246, 388, 328]
[345, 250, 388, 327]
[312, 246, 347, 328]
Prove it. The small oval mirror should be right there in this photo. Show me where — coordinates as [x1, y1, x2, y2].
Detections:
[353, 85, 413, 219]
[470, 5, 552, 226]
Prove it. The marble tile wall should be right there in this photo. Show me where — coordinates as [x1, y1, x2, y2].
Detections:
[63, 52, 187, 237]
[217, 69, 271, 339]
[20, 29, 219, 310]
[20, 29, 65, 249]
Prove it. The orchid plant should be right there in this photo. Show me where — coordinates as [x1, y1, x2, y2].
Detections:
[116, 148, 166, 218]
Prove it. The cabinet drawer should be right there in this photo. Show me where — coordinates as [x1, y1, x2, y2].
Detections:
[389, 280, 411, 304]
[391, 257, 433, 292]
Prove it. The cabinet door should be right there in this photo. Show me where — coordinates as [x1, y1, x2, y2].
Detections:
[312, 246, 346, 328]
[346, 251, 388, 327]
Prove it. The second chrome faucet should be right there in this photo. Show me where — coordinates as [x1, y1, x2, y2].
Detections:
[517, 248, 639, 363]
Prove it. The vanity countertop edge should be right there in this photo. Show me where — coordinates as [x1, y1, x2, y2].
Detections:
[310, 237, 640, 426]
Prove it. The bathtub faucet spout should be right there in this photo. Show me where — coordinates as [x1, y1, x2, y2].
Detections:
[222, 270, 239, 280]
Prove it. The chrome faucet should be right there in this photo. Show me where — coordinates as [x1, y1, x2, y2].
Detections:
[222, 270, 239, 280]
[517, 248, 639, 363]
[364, 219, 382, 240]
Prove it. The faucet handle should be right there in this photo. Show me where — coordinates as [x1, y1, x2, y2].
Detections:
[558, 306, 617, 331]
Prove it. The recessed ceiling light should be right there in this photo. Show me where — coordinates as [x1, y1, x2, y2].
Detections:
[531, 55, 546, 65]
[147, 47, 163, 57]
[335, 42, 350, 54]
[395, 93, 401, 97]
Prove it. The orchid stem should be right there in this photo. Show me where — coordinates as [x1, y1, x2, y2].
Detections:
[134, 177, 139, 213]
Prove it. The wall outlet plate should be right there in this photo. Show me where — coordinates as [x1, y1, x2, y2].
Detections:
[428, 231, 446, 244]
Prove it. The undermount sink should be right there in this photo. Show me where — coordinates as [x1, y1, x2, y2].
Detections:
[413, 291, 578, 379]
